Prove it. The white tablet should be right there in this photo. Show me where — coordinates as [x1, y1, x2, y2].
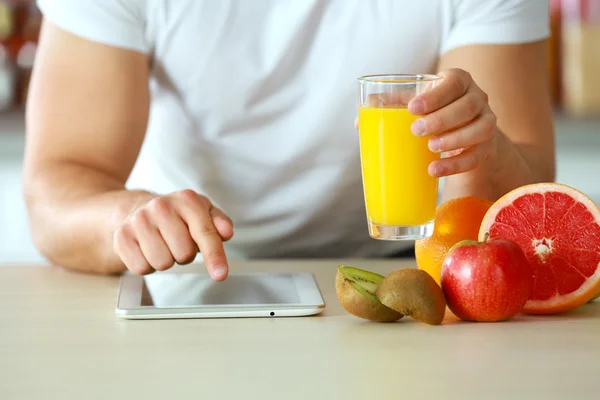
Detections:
[115, 271, 326, 319]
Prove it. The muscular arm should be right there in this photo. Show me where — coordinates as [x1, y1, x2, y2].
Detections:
[437, 40, 556, 201]
[24, 21, 233, 278]
[23, 20, 153, 274]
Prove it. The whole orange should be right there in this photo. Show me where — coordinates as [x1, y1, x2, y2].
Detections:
[415, 196, 493, 285]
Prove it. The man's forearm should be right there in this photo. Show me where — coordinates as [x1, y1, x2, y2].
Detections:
[23, 162, 156, 274]
[442, 130, 555, 202]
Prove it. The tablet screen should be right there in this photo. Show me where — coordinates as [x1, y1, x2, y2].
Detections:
[141, 273, 301, 307]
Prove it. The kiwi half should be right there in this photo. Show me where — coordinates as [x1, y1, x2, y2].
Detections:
[375, 268, 446, 325]
[335, 266, 404, 322]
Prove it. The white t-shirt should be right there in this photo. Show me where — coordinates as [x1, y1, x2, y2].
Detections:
[36, 0, 549, 260]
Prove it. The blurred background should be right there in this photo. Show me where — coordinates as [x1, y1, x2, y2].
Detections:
[0, 0, 599, 264]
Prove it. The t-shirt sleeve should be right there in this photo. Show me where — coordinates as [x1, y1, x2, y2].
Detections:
[36, 0, 149, 54]
[441, 0, 550, 55]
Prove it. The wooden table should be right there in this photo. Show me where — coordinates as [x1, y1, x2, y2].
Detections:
[1, 259, 599, 399]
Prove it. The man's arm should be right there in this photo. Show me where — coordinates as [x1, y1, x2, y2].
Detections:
[23, 20, 152, 274]
[23, 21, 233, 278]
[436, 40, 556, 201]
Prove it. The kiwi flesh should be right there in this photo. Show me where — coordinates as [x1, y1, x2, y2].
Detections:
[375, 268, 446, 325]
[335, 266, 404, 322]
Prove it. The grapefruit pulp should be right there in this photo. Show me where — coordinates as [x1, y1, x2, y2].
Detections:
[478, 183, 600, 314]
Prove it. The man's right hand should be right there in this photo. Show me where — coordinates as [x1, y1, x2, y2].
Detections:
[113, 190, 234, 281]
[24, 22, 235, 277]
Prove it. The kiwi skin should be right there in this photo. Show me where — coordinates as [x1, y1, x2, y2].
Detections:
[375, 268, 446, 325]
[335, 268, 404, 322]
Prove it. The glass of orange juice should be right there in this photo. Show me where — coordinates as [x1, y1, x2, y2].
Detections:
[357, 74, 442, 240]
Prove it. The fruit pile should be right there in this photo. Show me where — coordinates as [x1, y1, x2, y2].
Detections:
[336, 182, 600, 324]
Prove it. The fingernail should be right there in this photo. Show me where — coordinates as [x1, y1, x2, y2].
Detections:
[409, 100, 424, 115]
[411, 119, 425, 136]
[213, 265, 227, 278]
[428, 137, 441, 152]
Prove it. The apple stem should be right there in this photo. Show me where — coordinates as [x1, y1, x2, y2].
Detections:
[483, 232, 490, 243]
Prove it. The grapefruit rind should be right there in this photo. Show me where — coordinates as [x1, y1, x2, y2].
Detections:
[478, 182, 600, 314]
[523, 267, 600, 314]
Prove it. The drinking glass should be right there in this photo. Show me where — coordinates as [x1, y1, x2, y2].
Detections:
[357, 74, 442, 240]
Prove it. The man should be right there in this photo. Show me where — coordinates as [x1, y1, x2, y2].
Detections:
[23, 0, 555, 280]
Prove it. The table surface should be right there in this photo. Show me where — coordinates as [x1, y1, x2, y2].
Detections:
[1, 259, 599, 400]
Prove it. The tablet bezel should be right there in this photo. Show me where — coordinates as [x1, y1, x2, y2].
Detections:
[115, 271, 326, 318]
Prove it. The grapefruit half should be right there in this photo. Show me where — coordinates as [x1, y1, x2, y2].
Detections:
[478, 183, 600, 314]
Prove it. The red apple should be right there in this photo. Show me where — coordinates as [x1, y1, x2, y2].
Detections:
[440, 233, 532, 322]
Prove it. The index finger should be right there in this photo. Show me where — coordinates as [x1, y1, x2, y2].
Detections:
[408, 69, 471, 115]
[175, 193, 229, 281]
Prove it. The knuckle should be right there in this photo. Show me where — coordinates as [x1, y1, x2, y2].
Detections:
[454, 68, 471, 82]
[174, 245, 197, 264]
[199, 223, 219, 235]
[462, 70, 472, 82]
[480, 90, 489, 104]
[113, 225, 128, 244]
[130, 209, 150, 229]
[113, 231, 132, 256]
[177, 189, 197, 200]
[488, 112, 498, 128]
[177, 189, 210, 209]
[449, 72, 466, 92]
[152, 257, 174, 271]
[147, 197, 171, 216]
[189, 224, 219, 246]
[176, 189, 198, 202]
[431, 112, 444, 132]
[112, 236, 125, 257]
[198, 196, 213, 210]
[464, 93, 479, 115]
[129, 261, 152, 275]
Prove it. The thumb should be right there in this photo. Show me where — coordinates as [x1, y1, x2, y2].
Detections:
[210, 207, 234, 241]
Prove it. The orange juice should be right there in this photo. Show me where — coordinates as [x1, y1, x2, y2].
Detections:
[358, 106, 439, 227]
